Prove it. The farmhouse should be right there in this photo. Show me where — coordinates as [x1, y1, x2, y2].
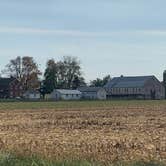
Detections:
[78, 87, 107, 100]
[104, 75, 165, 100]
[23, 90, 40, 100]
[0, 77, 22, 98]
[50, 89, 82, 100]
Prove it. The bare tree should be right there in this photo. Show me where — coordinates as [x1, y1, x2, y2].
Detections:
[2, 56, 41, 91]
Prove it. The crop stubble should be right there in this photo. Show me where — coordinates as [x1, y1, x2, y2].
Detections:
[0, 104, 165, 163]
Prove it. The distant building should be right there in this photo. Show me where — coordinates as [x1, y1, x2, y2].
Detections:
[0, 77, 23, 98]
[50, 89, 82, 100]
[23, 90, 40, 100]
[78, 87, 107, 100]
[104, 75, 165, 100]
[163, 70, 166, 99]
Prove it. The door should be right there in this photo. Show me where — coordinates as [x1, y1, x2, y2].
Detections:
[150, 89, 156, 100]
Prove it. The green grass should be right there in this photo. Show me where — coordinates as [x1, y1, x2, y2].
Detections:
[0, 154, 165, 166]
[0, 100, 166, 110]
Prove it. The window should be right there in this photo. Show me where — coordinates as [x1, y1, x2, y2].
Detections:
[125, 88, 128, 93]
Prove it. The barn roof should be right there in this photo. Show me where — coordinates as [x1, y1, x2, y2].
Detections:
[104, 76, 155, 88]
[0, 77, 16, 87]
[55, 89, 82, 95]
[78, 87, 104, 93]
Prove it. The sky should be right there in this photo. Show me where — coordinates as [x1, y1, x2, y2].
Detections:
[0, 0, 166, 82]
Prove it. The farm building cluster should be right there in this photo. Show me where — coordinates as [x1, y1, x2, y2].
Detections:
[0, 74, 165, 100]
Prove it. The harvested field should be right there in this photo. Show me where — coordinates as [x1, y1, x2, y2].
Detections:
[0, 101, 165, 164]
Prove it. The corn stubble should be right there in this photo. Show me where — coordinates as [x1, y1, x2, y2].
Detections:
[0, 105, 165, 163]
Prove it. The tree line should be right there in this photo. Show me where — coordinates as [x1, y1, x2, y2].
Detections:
[1, 56, 111, 96]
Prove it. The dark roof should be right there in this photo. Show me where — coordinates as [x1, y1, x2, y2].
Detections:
[24, 90, 40, 95]
[104, 76, 154, 88]
[0, 77, 15, 87]
[78, 86, 104, 92]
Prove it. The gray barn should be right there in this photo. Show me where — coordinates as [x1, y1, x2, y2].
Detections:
[104, 75, 165, 100]
[78, 87, 107, 100]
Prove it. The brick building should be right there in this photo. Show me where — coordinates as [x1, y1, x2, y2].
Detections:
[0, 77, 23, 98]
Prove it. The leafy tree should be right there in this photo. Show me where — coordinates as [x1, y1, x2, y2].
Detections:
[43, 59, 58, 94]
[90, 75, 111, 87]
[72, 75, 86, 89]
[102, 75, 111, 86]
[43, 56, 85, 93]
[2, 56, 41, 91]
[63, 56, 81, 88]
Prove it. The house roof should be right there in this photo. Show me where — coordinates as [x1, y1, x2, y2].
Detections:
[24, 90, 40, 95]
[104, 76, 155, 88]
[78, 86, 104, 93]
[0, 77, 15, 87]
[55, 89, 82, 95]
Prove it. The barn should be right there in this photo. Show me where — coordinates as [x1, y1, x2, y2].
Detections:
[104, 75, 165, 100]
[78, 87, 107, 100]
[0, 77, 22, 98]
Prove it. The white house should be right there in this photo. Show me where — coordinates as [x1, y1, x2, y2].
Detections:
[23, 90, 40, 100]
[78, 87, 107, 100]
[50, 89, 82, 100]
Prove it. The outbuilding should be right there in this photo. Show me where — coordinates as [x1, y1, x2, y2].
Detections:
[78, 87, 107, 100]
[23, 90, 40, 100]
[50, 89, 82, 100]
[104, 75, 165, 100]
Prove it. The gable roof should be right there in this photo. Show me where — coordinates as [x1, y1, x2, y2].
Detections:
[78, 86, 104, 93]
[0, 77, 16, 87]
[54, 89, 82, 95]
[24, 90, 40, 95]
[104, 76, 155, 88]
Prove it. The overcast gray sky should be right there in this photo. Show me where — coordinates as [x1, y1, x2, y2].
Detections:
[0, 0, 166, 81]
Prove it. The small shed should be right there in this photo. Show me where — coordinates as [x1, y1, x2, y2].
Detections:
[78, 87, 107, 100]
[50, 89, 82, 100]
[23, 90, 40, 100]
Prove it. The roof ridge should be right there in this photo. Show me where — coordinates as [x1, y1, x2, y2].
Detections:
[105, 75, 156, 88]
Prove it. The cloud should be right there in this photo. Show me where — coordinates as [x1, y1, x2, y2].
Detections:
[0, 26, 166, 37]
[0, 26, 112, 37]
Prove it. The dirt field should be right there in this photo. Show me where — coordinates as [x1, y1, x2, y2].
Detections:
[0, 101, 165, 163]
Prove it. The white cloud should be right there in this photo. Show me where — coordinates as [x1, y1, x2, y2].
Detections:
[0, 26, 112, 37]
[1, 26, 166, 37]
